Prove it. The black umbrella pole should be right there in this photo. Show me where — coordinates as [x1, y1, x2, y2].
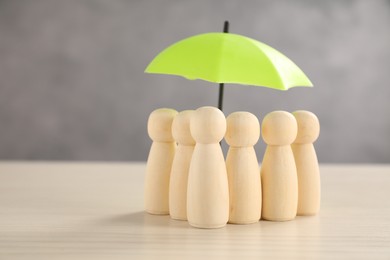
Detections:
[217, 21, 229, 111]
[218, 83, 224, 111]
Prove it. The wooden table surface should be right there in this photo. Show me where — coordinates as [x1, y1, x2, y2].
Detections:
[0, 162, 389, 259]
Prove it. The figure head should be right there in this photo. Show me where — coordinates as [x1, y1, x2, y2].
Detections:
[190, 106, 226, 144]
[261, 111, 297, 145]
[147, 108, 178, 142]
[292, 110, 320, 144]
[225, 111, 260, 147]
[172, 110, 195, 146]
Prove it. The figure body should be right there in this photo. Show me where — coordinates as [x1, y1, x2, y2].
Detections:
[187, 106, 229, 228]
[261, 111, 298, 221]
[169, 110, 195, 220]
[145, 108, 178, 215]
[292, 110, 321, 216]
[225, 112, 261, 224]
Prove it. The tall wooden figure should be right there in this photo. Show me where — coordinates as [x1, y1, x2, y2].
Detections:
[261, 111, 298, 221]
[145, 108, 178, 215]
[169, 110, 195, 220]
[187, 106, 229, 228]
[292, 110, 321, 216]
[225, 112, 261, 224]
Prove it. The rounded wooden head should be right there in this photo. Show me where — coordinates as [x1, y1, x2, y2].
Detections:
[147, 108, 178, 142]
[225, 111, 260, 147]
[172, 110, 195, 145]
[190, 106, 226, 144]
[292, 110, 320, 144]
[261, 111, 297, 145]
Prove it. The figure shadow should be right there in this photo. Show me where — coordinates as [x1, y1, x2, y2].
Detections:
[94, 211, 190, 229]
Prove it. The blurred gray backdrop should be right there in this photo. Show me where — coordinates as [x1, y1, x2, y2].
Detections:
[0, 0, 389, 163]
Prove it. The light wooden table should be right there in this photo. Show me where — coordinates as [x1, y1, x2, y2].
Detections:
[0, 162, 389, 259]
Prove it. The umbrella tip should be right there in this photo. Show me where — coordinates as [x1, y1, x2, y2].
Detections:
[223, 21, 229, 33]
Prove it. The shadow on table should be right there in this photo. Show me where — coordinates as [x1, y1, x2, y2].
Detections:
[94, 211, 190, 229]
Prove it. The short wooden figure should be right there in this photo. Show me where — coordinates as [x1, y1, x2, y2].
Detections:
[169, 110, 195, 220]
[260, 111, 298, 221]
[145, 108, 178, 215]
[187, 106, 229, 228]
[292, 110, 321, 216]
[225, 112, 261, 224]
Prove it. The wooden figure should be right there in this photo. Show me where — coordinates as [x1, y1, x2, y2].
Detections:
[260, 111, 298, 221]
[169, 110, 195, 220]
[187, 106, 229, 228]
[225, 112, 261, 224]
[145, 108, 178, 215]
[292, 110, 321, 216]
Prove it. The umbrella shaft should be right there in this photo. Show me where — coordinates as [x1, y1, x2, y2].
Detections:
[218, 21, 229, 111]
[218, 83, 224, 111]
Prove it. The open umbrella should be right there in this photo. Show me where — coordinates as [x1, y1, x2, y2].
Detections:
[145, 21, 313, 111]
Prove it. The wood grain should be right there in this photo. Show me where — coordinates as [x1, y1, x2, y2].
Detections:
[0, 162, 389, 259]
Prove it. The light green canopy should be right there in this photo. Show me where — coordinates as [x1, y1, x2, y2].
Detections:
[145, 32, 313, 90]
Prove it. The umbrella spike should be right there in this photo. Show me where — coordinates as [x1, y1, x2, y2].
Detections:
[223, 20, 229, 33]
[218, 21, 229, 111]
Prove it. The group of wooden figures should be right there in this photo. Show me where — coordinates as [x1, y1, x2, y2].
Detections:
[145, 106, 320, 229]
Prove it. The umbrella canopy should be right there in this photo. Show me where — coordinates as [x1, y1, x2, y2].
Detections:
[145, 32, 313, 90]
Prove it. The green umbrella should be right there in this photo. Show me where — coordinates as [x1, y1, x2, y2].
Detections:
[145, 21, 313, 111]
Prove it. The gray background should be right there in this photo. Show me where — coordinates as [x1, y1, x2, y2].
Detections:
[0, 0, 389, 163]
